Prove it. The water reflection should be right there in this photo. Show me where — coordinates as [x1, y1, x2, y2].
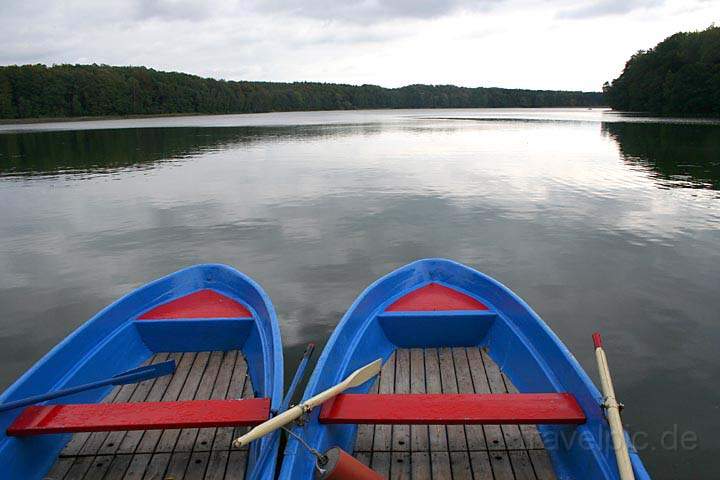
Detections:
[0, 124, 384, 177]
[0, 110, 718, 479]
[603, 122, 720, 190]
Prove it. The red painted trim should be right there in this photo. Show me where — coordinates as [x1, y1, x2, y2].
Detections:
[592, 332, 603, 349]
[138, 289, 252, 319]
[386, 283, 488, 312]
[319, 393, 585, 425]
[7, 398, 269, 436]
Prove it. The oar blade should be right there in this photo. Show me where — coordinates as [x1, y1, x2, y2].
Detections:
[345, 358, 382, 388]
[111, 360, 176, 385]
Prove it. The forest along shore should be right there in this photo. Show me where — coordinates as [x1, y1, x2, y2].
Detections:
[0, 64, 603, 120]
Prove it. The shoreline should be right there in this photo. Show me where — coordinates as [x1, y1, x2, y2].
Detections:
[0, 112, 207, 126]
[0, 106, 615, 126]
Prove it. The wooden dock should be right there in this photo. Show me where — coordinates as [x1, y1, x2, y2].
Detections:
[45, 350, 254, 480]
[353, 347, 557, 480]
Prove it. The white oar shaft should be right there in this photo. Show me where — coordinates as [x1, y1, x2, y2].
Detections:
[593, 333, 635, 480]
[233, 358, 382, 448]
[234, 405, 304, 447]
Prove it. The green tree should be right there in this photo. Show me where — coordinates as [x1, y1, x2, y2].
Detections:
[605, 25, 720, 115]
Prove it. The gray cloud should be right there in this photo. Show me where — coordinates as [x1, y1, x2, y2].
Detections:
[0, 0, 712, 91]
[135, 0, 215, 22]
[557, 0, 664, 19]
[254, 0, 504, 24]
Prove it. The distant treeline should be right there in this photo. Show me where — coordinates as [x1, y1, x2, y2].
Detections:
[604, 26, 720, 116]
[0, 64, 603, 120]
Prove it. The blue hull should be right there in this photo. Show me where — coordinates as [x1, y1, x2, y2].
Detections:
[279, 259, 650, 480]
[0, 264, 283, 479]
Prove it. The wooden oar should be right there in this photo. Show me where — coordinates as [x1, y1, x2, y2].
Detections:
[593, 332, 635, 480]
[233, 358, 382, 448]
[0, 360, 176, 413]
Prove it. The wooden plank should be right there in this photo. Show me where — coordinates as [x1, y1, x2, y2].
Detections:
[348, 347, 560, 480]
[450, 452, 473, 480]
[213, 352, 250, 452]
[81, 455, 113, 480]
[9, 398, 269, 436]
[204, 450, 230, 480]
[59, 355, 156, 458]
[529, 449, 557, 480]
[424, 349, 448, 452]
[509, 450, 537, 480]
[131, 351, 252, 480]
[392, 349, 410, 452]
[44, 457, 74, 480]
[452, 347, 487, 451]
[135, 352, 198, 454]
[372, 352, 396, 452]
[410, 452, 431, 480]
[101, 454, 133, 480]
[488, 451, 515, 480]
[353, 375, 379, 452]
[95, 354, 170, 456]
[120, 454, 152, 480]
[519, 424, 545, 450]
[163, 452, 191, 479]
[115, 353, 182, 455]
[409, 348, 428, 452]
[371, 451, 391, 477]
[504, 373, 547, 451]
[231, 374, 255, 451]
[467, 347, 505, 450]
[196, 351, 237, 451]
[469, 451, 494, 480]
[355, 452, 372, 467]
[184, 451, 211, 479]
[61, 456, 95, 480]
[481, 349, 526, 450]
[320, 393, 584, 425]
[76, 357, 156, 457]
[155, 351, 211, 452]
[438, 347, 467, 452]
[224, 450, 249, 480]
[430, 452, 451, 480]
[390, 452, 410, 479]
[174, 351, 225, 452]
[60, 382, 125, 457]
[142, 453, 171, 480]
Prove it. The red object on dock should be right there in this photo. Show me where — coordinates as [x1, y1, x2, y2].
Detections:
[319, 393, 585, 425]
[385, 283, 488, 312]
[7, 398, 269, 436]
[138, 289, 252, 319]
[317, 447, 384, 480]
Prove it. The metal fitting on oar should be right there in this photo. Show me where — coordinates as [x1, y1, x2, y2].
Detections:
[281, 426, 328, 468]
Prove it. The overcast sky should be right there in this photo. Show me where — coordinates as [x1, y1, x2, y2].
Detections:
[2, 0, 717, 91]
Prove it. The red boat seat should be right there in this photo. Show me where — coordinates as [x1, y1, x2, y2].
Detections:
[7, 398, 270, 436]
[319, 393, 585, 425]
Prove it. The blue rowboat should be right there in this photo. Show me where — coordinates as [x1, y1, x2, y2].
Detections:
[279, 259, 650, 480]
[0, 264, 283, 480]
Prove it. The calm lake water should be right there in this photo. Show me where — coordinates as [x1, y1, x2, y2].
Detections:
[1, 108, 718, 478]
